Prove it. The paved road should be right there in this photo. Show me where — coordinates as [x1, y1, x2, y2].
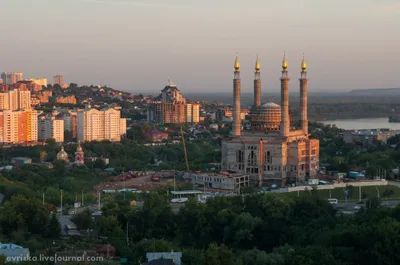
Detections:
[334, 200, 400, 213]
[57, 214, 81, 236]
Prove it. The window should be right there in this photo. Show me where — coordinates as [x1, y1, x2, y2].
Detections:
[247, 151, 258, 167]
[265, 151, 272, 164]
[311, 149, 316, 155]
[236, 150, 244, 163]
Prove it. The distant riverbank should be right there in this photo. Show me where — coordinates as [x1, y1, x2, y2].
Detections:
[321, 118, 400, 130]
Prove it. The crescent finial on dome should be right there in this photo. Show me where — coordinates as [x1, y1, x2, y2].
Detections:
[282, 51, 288, 70]
[234, 53, 240, 70]
[301, 53, 307, 70]
[255, 54, 261, 72]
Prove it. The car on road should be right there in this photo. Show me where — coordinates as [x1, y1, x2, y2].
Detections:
[354, 201, 365, 209]
[327, 198, 338, 205]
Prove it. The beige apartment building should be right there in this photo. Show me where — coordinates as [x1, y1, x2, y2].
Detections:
[25, 78, 48, 87]
[38, 114, 64, 143]
[77, 106, 127, 142]
[0, 89, 31, 110]
[53, 75, 63, 86]
[1, 72, 23, 85]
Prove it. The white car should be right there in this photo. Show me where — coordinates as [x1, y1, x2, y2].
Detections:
[327, 198, 338, 205]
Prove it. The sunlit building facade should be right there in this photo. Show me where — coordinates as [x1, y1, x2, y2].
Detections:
[0, 109, 38, 144]
[0, 89, 31, 110]
[77, 106, 126, 142]
[147, 80, 200, 124]
[38, 114, 65, 143]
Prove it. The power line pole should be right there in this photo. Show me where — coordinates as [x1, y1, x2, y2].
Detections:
[126, 221, 129, 246]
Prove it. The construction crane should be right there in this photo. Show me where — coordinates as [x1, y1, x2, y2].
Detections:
[180, 125, 190, 171]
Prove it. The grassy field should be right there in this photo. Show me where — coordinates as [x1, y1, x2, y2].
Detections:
[287, 185, 400, 202]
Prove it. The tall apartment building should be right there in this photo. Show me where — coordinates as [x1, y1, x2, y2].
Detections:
[1, 72, 23, 85]
[147, 80, 200, 124]
[0, 89, 31, 110]
[53, 75, 63, 86]
[62, 111, 77, 139]
[0, 109, 38, 144]
[38, 114, 64, 143]
[77, 106, 126, 142]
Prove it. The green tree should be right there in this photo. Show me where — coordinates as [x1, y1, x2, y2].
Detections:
[71, 209, 93, 230]
[45, 213, 61, 238]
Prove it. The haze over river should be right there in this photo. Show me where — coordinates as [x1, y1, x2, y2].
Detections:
[321, 118, 400, 130]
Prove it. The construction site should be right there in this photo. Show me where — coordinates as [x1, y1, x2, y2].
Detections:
[93, 125, 191, 193]
[93, 170, 179, 193]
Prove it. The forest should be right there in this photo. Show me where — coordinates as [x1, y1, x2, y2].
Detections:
[2, 191, 400, 265]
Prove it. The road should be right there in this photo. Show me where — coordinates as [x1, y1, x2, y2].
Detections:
[334, 200, 400, 213]
[57, 214, 81, 236]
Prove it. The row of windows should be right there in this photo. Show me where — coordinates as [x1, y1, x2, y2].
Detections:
[195, 176, 227, 183]
[240, 164, 309, 173]
[237, 150, 272, 164]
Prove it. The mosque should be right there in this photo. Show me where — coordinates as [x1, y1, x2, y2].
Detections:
[221, 53, 319, 187]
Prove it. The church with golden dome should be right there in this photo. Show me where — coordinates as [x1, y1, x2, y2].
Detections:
[221, 53, 319, 187]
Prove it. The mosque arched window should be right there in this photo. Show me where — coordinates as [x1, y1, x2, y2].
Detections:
[265, 151, 272, 164]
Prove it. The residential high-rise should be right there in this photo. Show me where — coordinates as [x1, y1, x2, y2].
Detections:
[221, 53, 319, 187]
[147, 80, 200, 124]
[38, 114, 65, 143]
[0, 109, 38, 144]
[25, 78, 47, 87]
[0, 89, 31, 110]
[1, 72, 23, 85]
[77, 106, 127, 142]
[61, 111, 77, 139]
[53, 75, 63, 86]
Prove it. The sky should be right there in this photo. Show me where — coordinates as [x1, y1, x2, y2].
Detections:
[0, 0, 399, 93]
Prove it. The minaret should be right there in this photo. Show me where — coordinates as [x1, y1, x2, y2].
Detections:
[254, 55, 261, 107]
[280, 52, 290, 137]
[232, 54, 241, 137]
[300, 54, 308, 135]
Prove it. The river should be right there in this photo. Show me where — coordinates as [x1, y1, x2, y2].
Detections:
[321, 118, 400, 130]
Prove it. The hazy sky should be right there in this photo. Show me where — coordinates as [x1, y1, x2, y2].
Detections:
[1, 0, 399, 93]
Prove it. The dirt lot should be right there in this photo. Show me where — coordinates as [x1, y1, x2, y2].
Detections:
[93, 175, 173, 193]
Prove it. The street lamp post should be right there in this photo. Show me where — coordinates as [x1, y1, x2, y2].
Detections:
[82, 188, 85, 206]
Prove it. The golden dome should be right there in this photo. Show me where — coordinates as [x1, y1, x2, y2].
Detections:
[301, 54, 307, 70]
[234, 54, 240, 70]
[57, 146, 69, 161]
[282, 51, 288, 70]
[255, 54, 261, 72]
[76, 140, 83, 152]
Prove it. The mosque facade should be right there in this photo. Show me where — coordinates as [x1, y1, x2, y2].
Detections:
[221, 54, 319, 186]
